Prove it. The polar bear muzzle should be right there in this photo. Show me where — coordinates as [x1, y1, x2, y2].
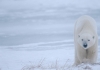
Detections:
[83, 42, 87, 48]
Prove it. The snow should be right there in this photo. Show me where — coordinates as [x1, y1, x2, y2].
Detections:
[0, 40, 100, 70]
[0, 43, 74, 70]
[0, 0, 100, 70]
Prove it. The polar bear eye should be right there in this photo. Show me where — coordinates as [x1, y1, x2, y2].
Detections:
[78, 35, 80, 37]
[88, 39, 90, 41]
[82, 39, 83, 41]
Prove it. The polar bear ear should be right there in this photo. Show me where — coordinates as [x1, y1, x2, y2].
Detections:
[78, 35, 80, 37]
[93, 36, 94, 39]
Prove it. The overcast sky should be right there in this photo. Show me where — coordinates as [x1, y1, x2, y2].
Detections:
[0, 0, 100, 10]
[0, 0, 100, 35]
[0, 0, 100, 46]
[0, 0, 100, 19]
[0, 0, 100, 21]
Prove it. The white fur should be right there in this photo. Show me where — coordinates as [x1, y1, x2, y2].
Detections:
[74, 15, 98, 65]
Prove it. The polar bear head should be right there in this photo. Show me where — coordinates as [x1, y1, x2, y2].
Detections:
[78, 33, 95, 49]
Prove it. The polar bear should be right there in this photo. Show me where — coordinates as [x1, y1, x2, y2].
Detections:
[74, 15, 98, 65]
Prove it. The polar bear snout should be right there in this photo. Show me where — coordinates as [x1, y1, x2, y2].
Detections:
[83, 43, 87, 48]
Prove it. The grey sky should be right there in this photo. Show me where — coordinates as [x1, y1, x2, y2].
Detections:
[0, 0, 100, 46]
[0, 0, 100, 10]
[0, 0, 100, 35]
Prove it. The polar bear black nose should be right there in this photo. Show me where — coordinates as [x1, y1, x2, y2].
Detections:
[83, 44, 87, 48]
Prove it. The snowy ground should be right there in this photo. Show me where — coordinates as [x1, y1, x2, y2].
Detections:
[0, 0, 100, 70]
[0, 40, 100, 70]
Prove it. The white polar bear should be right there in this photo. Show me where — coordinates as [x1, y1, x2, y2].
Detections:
[74, 15, 98, 65]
